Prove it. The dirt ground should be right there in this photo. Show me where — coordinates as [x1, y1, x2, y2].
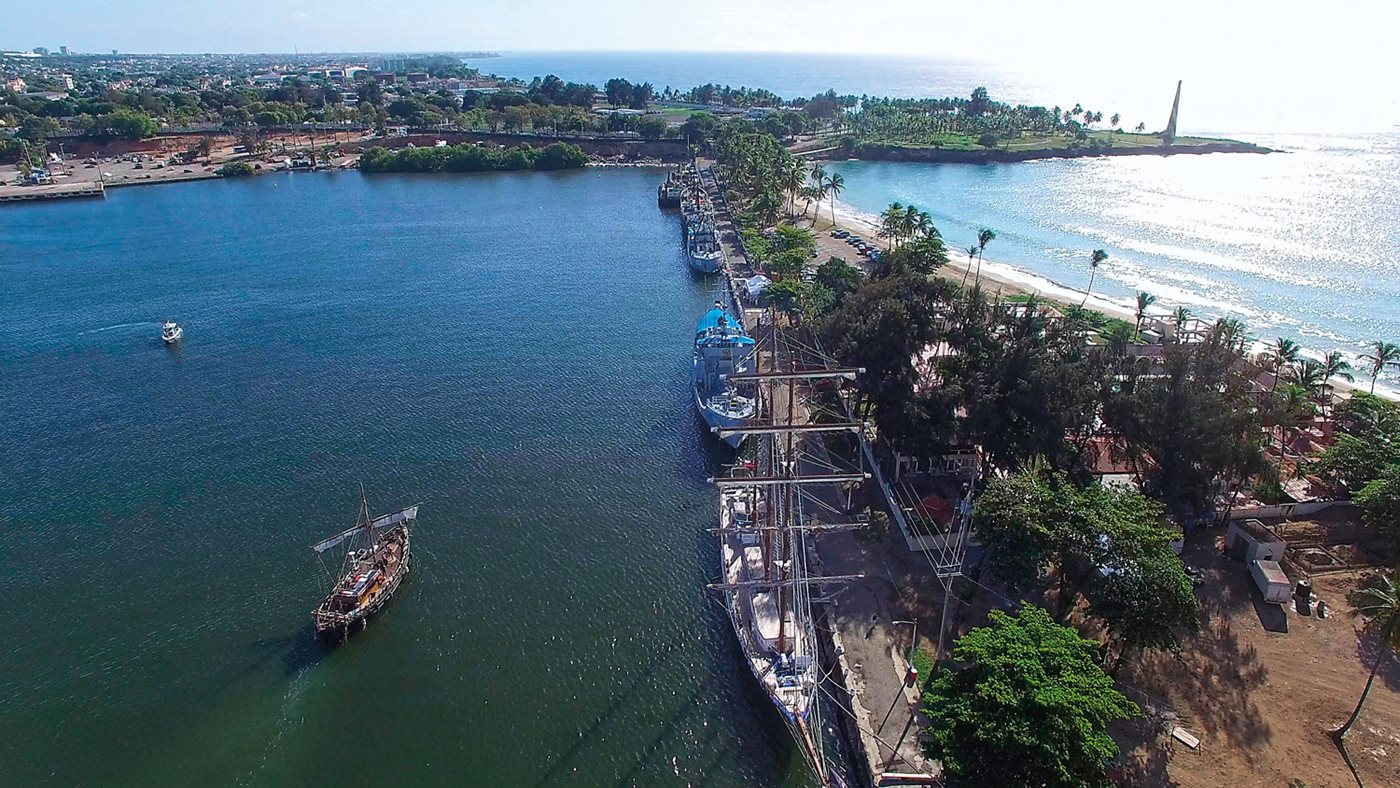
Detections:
[1115, 527, 1400, 787]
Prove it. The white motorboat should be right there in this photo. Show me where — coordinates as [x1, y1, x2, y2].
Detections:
[161, 321, 183, 344]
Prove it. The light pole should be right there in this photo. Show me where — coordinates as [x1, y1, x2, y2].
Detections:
[876, 619, 919, 737]
[304, 121, 318, 169]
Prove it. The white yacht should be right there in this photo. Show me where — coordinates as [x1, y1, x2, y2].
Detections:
[161, 321, 183, 344]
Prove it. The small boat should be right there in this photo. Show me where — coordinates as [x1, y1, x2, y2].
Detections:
[693, 302, 756, 447]
[161, 321, 182, 344]
[311, 490, 418, 642]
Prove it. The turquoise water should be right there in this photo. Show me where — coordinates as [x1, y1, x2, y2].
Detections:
[469, 52, 1400, 389]
[0, 170, 818, 785]
[829, 138, 1400, 391]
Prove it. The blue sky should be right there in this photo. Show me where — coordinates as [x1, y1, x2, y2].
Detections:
[8, 0, 1396, 79]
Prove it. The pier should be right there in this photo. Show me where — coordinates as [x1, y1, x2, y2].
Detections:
[0, 180, 105, 203]
[690, 158, 945, 785]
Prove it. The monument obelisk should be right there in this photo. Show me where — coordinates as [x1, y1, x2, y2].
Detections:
[1162, 80, 1182, 146]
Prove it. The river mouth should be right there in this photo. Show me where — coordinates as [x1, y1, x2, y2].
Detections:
[0, 169, 816, 786]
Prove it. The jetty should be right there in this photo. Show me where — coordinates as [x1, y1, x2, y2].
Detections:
[683, 159, 948, 785]
[0, 180, 105, 203]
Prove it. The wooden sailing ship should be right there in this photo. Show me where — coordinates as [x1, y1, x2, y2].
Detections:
[709, 306, 867, 787]
[311, 489, 418, 641]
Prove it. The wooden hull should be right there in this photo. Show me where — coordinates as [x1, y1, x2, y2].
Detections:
[313, 525, 412, 642]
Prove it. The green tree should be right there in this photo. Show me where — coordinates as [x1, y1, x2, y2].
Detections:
[1318, 434, 1400, 490]
[1321, 351, 1355, 412]
[972, 227, 996, 287]
[628, 81, 654, 110]
[1104, 340, 1266, 518]
[1172, 306, 1192, 337]
[960, 244, 979, 288]
[1335, 570, 1400, 741]
[823, 171, 844, 225]
[356, 80, 384, 108]
[1090, 548, 1202, 670]
[635, 115, 668, 139]
[1354, 467, 1400, 552]
[1362, 341, 1400, 394]
[922, 606, 1138, 788]
[878, 202, 906, 247]
[216, 161, 255, 177]
[1264, 337, 1302, 395]
[1081, 250, 1108, 307]
[815, 256, 863, 303]
[1133, 291, 1157, 336]
[604, 77, 633, 108]
[90, 108, 159, 140]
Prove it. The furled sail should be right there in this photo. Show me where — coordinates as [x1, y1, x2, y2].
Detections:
[310, 505, 419, 554]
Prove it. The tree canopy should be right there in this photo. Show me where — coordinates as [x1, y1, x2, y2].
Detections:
[922, 605, 1138, 788]
[974, 471, 1200, 657]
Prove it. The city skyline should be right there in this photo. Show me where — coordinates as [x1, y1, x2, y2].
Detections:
[10, 0, 1397, 80]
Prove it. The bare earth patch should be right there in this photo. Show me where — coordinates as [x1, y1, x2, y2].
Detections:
[1119, 531, 1400, 787]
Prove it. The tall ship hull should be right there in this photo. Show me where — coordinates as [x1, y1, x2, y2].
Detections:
[708, 309, 868, 787]
[693, 303, 756, 449]
[718, 486, 820, 734]
[311, 498, 418, 642]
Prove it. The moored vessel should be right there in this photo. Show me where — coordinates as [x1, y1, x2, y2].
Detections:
[708, 311, 868, 785]
[693, 302, 756, 448]
[311, 490, 418, 642]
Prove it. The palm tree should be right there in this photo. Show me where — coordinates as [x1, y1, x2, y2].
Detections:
[1080, 249, 1108, 307]
[879, 202, 906, 247]
[1133, 291, 1158, 336]
[961, 245, 978, 287]
[1265, 337, 1302, 394]
[1218, 317, 1250, 354]
[1171, 306, 1192, 341]
[1294, 359, 1327, 404]
[1320, 350, 1355, 415]
[974, 227, 996, 286]
[824, 172, 845, 227]
[798, 185, 821, 218]
[903, 206, 932, 242]
[780, 159, 804, 217]
[1362, 341, 1400, 394]
[1273, 382, 1314, 461]
[1335, 569, 1400, 740]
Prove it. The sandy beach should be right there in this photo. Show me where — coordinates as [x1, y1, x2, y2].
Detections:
[818, 202, 1140, 321]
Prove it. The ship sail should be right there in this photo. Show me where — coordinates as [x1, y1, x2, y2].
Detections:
[310, 505, 419, 553]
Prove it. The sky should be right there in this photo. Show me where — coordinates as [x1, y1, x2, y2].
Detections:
[7, 0, 1397, 78]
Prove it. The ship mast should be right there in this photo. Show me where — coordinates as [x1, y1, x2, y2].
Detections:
[359, 483, 375, 553]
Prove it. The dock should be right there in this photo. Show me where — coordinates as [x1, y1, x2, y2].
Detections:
[0, 180, 105, 203]
[689, 158, 947, 785]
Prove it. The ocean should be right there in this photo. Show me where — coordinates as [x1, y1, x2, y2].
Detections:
[0, 170, 820, 786]
[469, 52, 1400, 390]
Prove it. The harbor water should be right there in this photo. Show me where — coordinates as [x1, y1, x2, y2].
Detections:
[0, 169, 818, 785]
[472, 52, 1400, 389]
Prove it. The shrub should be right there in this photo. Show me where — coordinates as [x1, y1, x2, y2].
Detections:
[216, 161, 255, 177]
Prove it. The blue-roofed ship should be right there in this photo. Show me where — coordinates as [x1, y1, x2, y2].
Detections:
[693, 302, 756, 448]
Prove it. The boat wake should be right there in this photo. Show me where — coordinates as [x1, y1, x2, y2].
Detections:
[82, 321, 157, 335]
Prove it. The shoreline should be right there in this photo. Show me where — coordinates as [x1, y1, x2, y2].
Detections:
[826, 139, 1272, 165]
[816, 203, 1398, 400]
[828, 204, 1139, 321]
